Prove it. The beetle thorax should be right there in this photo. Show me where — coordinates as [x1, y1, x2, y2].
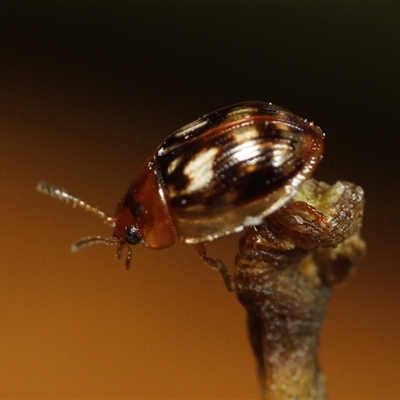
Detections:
[113, 157, 177, 249]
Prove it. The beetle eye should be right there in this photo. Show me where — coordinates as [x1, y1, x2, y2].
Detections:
[125, 225, 141, 245]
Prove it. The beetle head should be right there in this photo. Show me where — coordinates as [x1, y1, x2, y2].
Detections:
[113, 191, 143, 246]
[113, 158, 177, 251]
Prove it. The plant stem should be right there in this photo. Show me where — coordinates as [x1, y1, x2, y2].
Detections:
[234, 179, 366, 400]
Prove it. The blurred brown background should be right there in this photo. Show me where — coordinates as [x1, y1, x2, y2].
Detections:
[1, 3, 399, 399]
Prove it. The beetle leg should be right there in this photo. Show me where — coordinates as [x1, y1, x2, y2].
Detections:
[189, 243, 235, 291]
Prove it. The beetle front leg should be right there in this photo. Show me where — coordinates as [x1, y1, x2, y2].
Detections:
[189, 243, 235, 291]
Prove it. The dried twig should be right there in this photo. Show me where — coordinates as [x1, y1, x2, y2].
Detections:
[234, 179, 366, 400]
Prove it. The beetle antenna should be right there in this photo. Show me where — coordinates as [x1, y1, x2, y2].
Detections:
[37, 182, 133, 268]
[72, 237, 132, 270]
[71, 236, 117, 251]
[36, 181, 114, 226]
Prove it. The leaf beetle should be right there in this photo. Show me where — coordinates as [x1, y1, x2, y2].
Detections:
[37, 101, 324, 290]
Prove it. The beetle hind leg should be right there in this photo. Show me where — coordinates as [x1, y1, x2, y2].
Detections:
[189, 243, 235, 291]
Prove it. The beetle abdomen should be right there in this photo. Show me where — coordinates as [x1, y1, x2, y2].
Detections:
[155, 102, 324, 243]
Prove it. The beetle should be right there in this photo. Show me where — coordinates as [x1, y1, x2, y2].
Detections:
[37, 101, 324, 291]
